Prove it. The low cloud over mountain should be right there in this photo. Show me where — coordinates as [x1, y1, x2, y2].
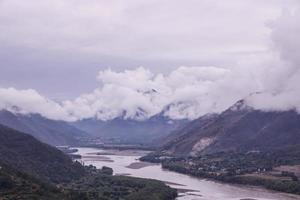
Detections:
[0, 6, 300, 121]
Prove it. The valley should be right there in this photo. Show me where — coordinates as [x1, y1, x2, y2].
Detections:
[1, 1, 300, 199]
[0, 124, 177, 200]
[141, 148, 300, 196]
[2, 99, 300, 199]
[138, 101, 300, 196]
[73, 147, 300, 200]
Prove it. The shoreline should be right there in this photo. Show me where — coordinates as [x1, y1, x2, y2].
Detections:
[126, 161, 158, 169]
[72, 146, 300, 199]
[159, 161, 300, 198]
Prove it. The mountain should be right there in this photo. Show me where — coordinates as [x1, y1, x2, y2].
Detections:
[157, 113, 218, 149]
[0, 123, 177, 200]
[0, 123, 85, 183]
[160, 100, 300, 156]
[0, 125, 84, 199]
[0, 163, 70, 199]
[72, 113, 187, 145]
[0, 109, 88, 146]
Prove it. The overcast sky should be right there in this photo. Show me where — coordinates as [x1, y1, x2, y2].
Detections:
[0, 0, 299, 121]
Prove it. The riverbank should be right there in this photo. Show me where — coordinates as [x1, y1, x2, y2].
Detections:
[74, 147, 300, 200]
[79, 143, 156, 151]
[140, 150, 300, 196]
[63, 165, 178, 200]
[162, 161, 300, 196]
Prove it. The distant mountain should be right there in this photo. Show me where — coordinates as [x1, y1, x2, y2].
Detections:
[72, 113, 187, 145]
[0, 109, 88, 146]
[160, 100, 300, 156]
[0, 123, 85, 183]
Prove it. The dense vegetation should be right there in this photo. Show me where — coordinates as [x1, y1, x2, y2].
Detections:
[0, 164, 177, 200]
[0, 163, 69, 200]
[0, 124, 86, 183]
[141, 146, 300, 195]
[0, 124, 177, 200]
[63, 166, 177, 200]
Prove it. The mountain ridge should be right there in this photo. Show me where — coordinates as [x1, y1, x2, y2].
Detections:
[72, 112, 188, 144]
[0, 109, 88, 146]
[0, 123, 85, 183]
[158, 100, 300, 156]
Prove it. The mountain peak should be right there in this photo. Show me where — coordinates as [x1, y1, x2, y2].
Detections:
[228, 99, 253, 112]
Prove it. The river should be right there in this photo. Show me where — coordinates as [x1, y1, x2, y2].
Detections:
[74, 147, 300, 200]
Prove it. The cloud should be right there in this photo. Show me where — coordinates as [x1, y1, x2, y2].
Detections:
[1, 2, 300, 121]
[0, 0, 290, 62]
[245, 6, 300, 112]
[0, 87, 74, 121]
[0, 63, 265, 121]
[0, 0, 297, 100]
[61, 66, 234, 121]
[0, 66, 245, 121]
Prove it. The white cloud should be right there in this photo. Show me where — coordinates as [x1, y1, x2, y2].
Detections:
[0, 66, 238, 121]
[0, 0, 290, 61]
[0, 65, 261, 121]
[61, 66, 233, 120]
[0, 87, 74, 121]
[1, 1, 300, 121]
[245, 6, 300, 112]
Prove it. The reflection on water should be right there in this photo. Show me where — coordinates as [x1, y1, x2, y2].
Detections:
[75, 147, 300, 200]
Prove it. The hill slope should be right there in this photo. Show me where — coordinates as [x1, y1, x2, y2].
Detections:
[160, 100, 300, 156]
[0, 164, 69, 200]
[0, 110, 87, 146]
[0, 123, 177, 200]
[0, 124, 85, 183]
